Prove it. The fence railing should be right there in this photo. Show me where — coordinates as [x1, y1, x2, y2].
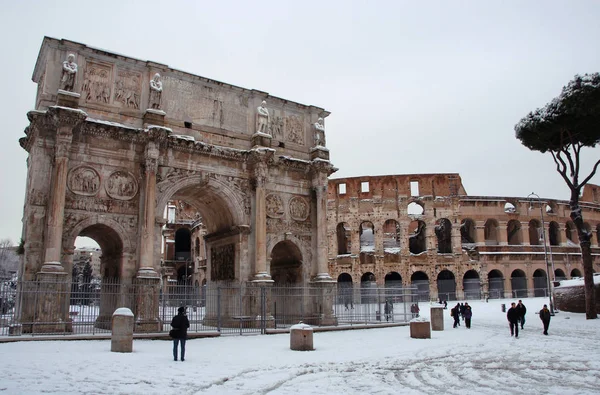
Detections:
[0, 278, 422, 337]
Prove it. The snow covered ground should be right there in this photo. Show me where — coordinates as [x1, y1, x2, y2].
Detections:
[0, 297, 599, 394]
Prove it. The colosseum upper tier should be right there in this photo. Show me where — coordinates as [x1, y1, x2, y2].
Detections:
[327, 173, 600, 301]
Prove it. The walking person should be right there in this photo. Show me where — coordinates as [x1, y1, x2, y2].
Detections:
[507, 302, 519, 338]
[451, 303, 461, 328]
[414, 303, 420, 318]
[460, 303, 466, 321]
[463, 303, 472, 329]
[516, 300, 527, 329]
[171, 306, 190, 361]
[539, 304, 552, 335]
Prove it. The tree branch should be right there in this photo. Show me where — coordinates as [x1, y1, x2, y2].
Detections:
[580, 158, 600, 187]
[552, 151, 574, 190]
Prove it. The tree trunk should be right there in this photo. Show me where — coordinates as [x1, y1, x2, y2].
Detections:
[569, 188, 597, 319]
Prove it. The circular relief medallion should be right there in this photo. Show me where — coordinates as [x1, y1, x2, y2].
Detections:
[105, 170, 138, 201]
[67, 166, 101, 196]
[265, 193, 284, 218]
[289, 196, 309, 221]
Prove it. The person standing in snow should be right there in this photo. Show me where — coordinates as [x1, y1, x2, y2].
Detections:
[171, 306, 190, 361]
[384, 299, 393, 322]
[539, 304, 551, 335]
[414, 303, 420, 318]
[507, 302, 519, 338]
[463, 303, 472, 328]
[451, 303, 461, 328]
[459, 303, 466, 321]
[516, 300, 527, 329]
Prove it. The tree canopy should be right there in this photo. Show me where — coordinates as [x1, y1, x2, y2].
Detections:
[515, 73, 600, 153]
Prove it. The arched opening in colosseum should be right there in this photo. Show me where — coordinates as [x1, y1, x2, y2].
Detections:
[384, 271, 402, 287]
[484, 219, 499, 245]
[270, 240, 303, 285]
[528, 219, 542, 246]
[70, 224, 124, 330]
[507, 220, 523, 245]
[463, 270, 481, 299]
[383, 219, 401, 252]
[360, 272, 377, 303]
[460, 219, 476, 244]
[437, 270, 456, 301]
[571, 268, 582, 278]
[408, 220, 426, 254]
[549, 221, 561, 246]
[384, 272, 402, 301]
[435, 218, 452, 254]
[554, 268, 566, 281]
[487, 270, 504, 299]
[359, 222, 375, 262]
[510, 269, 527, 298]
[407, 202, 424, 215]
[337, 273, 353, 309]
[336, 222, 351, 255]
[565, 221, 579, 245]
[411, 271, 430, 302]
[533, 269, 548, 297]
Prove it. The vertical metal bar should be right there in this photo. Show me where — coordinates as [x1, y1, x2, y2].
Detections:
[217, 286, 221, 333]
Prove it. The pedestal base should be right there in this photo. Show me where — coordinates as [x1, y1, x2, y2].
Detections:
[252, 132, 273, 148]
[310, 146, 330, 161]
[410, 320, 431, 339]
[144, 108, 166, 127]
[56, 90, 80, 108]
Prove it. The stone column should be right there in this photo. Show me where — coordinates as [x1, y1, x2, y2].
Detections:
[134, 142, 161, 332]
[252, 161, 272, 281]
[310, 167, 336, 325]
[42, 107, 86, 270]
[35, 107, 85, 334]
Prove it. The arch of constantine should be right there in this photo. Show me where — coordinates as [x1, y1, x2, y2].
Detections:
[17, 37, 335, 333]
[13, 37, 600, 334]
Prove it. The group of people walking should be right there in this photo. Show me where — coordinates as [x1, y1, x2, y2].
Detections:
[450, 302, 473, 329]
[506, 300, 551, 337]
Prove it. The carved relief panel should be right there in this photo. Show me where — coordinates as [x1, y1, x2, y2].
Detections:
[289, 196, 309, 221]
[114, 70, 141, 109]
[68, 166, 101, 196]
[105, 170, 138, 201]
[82, 63, 112, 104]
[285, 115, 304, 145]
[211, 243, 235, 281]
[266, 193, 284, 218]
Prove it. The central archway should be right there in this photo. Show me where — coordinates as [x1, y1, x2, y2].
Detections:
[271, 240, 304, 325]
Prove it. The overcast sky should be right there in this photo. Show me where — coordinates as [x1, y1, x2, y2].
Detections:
[1, 0, 599, 245]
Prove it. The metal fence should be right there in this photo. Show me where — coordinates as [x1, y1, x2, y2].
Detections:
[0, 278, 421, 337]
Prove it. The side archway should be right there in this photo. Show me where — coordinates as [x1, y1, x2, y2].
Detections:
[411, 271, 430, 302]
[463, 270, 481, 300]
[510, 269, 527, 298]
[437, 270, 456, 301]
[487, 269, 504, 299]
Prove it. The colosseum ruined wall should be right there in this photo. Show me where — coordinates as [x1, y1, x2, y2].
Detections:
[327, 174, 600, 301]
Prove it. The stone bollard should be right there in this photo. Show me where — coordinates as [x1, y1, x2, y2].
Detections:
[501, 304, 506, 313]
[290, 322, 314, 351]
[111, 307, 134, 353]
[410, 317, 431, 339]
[430, 307, 444, 331]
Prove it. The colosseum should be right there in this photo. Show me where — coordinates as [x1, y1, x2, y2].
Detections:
[326, 174, 600, 301]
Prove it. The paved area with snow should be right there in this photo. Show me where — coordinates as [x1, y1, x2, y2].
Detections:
[0, 297, 598, 394]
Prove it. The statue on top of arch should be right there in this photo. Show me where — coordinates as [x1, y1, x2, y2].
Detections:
[60, 54, 78, 92]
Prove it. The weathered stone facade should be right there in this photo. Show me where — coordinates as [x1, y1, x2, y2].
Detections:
[18, 37, 336, 332]
[327, 174, 600, 301]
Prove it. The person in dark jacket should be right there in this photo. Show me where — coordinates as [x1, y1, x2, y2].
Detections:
[384, 299, 393, 322]
[451, 303, 461, 328]
[171, 306, 190, 361]
[463, 303, 472, 328]
[507, 302, 519, 338]
[459, 303, 466, 321]
[516, 300, 527, 329]
[539, 304, 551, 335]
